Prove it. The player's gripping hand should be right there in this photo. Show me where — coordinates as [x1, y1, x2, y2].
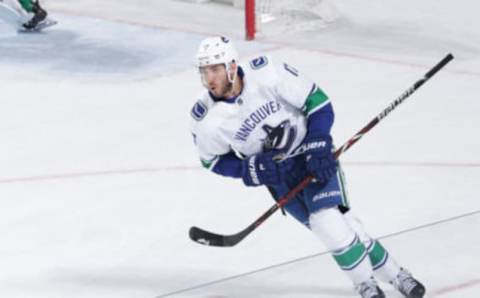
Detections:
[241, 151, 294, 186]
[302, 132, 337, 184]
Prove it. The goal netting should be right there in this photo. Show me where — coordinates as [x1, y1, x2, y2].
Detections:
[252, 0, 339, 39]
[187, 0, 339, 40]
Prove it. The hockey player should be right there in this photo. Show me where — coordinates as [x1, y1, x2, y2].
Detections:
[190, 36, 427, 298]
[0, 0, 53, 31]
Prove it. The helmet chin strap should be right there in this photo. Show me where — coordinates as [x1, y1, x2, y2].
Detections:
[225, 62, 239, 97]
[226, 62, 238, 84]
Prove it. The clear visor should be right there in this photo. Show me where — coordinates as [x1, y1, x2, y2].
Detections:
[199, 62, 237, 85]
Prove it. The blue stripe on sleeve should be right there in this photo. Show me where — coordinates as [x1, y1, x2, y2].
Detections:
[211, 152, 243, 178]
[307, 102, 334, 136]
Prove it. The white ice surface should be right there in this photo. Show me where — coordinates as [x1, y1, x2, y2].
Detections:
[1, 1, 479, 298]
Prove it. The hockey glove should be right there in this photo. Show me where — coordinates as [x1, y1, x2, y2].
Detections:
[241, 151, 294, 187]
[302, 132, 337, 184]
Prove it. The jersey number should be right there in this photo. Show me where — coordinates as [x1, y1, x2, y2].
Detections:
[283, 63, 299, 77]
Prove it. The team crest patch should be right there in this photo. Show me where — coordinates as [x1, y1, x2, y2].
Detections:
[191, 101, 208, 121]
[250, 56, 268, 69]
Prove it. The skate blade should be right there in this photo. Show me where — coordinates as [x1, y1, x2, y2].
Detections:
[18, 19, 57, 32]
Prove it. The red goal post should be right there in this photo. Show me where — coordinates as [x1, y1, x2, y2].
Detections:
[245, 0, 255, 40]
[200, 0, 256, 40]
[235, 0, 339, 40]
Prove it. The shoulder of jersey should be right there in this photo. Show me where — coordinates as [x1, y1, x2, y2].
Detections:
[243, 55, 280, 83]
[245, 55, 278, 72]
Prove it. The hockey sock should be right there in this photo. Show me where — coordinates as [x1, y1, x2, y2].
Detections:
[331, 236, 374, 284]
[342, 211, 402, 283]
[368, 241, 402, 283]
[333, 236, 367, 270]
[368, 240, 388, 269]
[18, 0, 34, 12]
[310, 208, 375, 285]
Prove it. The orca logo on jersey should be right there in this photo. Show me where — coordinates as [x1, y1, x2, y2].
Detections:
[234, 100, 281, 142]
[262, 120, 297, 153]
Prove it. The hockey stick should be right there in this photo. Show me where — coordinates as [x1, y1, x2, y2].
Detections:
[189, 53, 454, 247]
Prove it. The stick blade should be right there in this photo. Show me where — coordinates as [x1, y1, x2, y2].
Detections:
[189, 226, 240, 247]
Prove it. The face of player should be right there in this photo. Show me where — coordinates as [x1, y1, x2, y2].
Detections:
[199, 64, 234, 98]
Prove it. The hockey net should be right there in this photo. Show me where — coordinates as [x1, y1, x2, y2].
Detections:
[186, 0, 339, 40]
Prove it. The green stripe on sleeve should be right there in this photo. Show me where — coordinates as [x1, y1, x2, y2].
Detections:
[201, 156, 219, 170]
[304, 88, 330, 116]
[201, 159, 212, 169]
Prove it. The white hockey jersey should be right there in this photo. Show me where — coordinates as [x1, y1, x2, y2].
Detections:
[190, 55, 330, 170]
